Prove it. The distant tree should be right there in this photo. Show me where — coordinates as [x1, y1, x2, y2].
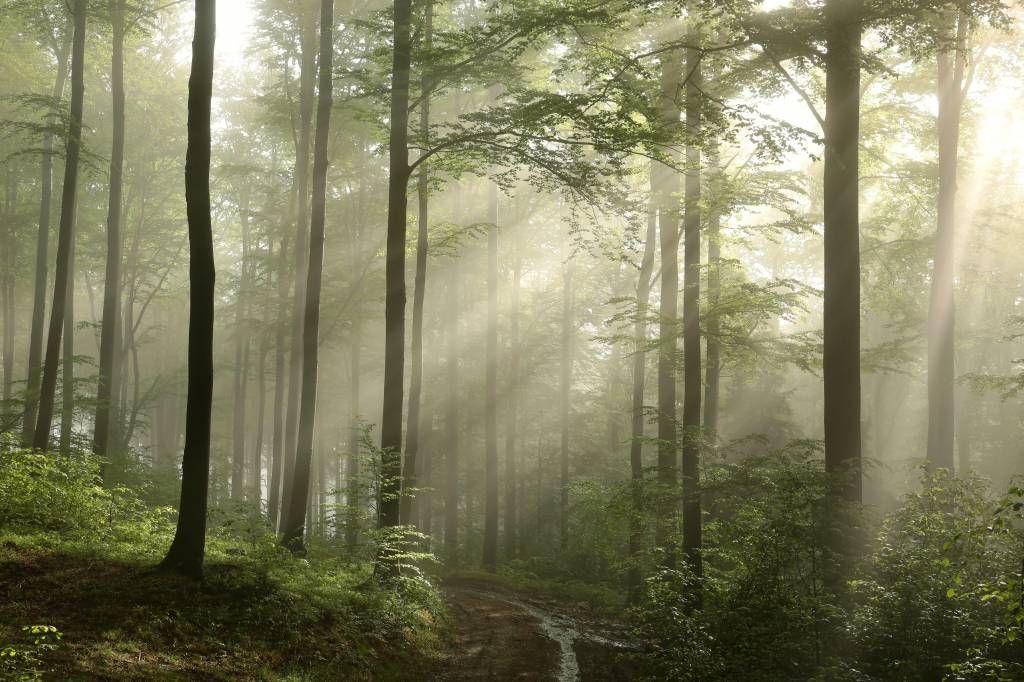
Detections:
[482, 183, 499, 571]
[160, 0, 216, 578]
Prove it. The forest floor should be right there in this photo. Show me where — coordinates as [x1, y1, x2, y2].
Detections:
[438, 578, 637, 681]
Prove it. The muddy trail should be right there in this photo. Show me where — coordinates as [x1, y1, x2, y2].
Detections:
[438, 580, 637, 681]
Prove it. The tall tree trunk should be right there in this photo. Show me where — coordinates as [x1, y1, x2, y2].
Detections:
[703, 140, 721, 445]
[346, 317, 362, 552]
[627, 172, 658, 604]
[252, 338, 268, 504]
[281, 0, 333, 551]
[93, 0, 125, 465]
[269, 235, 289, 526]
[59, 236, 75, 455]
[160, 0, 215, 578]
[23, 27, 71, 445]
[927, 10, 965, 473]
[400, 0, 432, 528]
[378, 0, 412, 540]
[559, 228, 573, 551]
[681, 33, 703, 596]
[443, 258, 460, 566]
[32, 0, 86, 451]
[654, 49, 682, 556]
[822, 0, 862, 504]
[504, 217, 521, 561]
[232, 197, 251, 499]
[3, 172, 17, 417]
[483, 184, 499, 571]
[282, 8, 318, 518]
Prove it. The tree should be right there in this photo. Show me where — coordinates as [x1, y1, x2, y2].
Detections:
[927, 6, 967, 473]
[31, 0, 85, 451]
[559, 223, 573, 551]
[822, 0, 863, 504]
[483, 183, 499, 571]
[399, 0, 433, 528]
[93, 0, 126, 465]
[281, 0, 334, 552]
[160, 0, 216, 578]
[681, 25, 703, 596]
[378, 0, 413, 541]
[22, 11, 71, 445]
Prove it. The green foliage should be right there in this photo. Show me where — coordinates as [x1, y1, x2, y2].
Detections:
[0, 625, 63, 682]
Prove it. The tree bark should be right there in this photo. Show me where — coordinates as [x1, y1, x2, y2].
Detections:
[378, 0, 412, 540]
[160, 0, 215, 578]
[281, 0, 333, 552]
[269, 234, 289, 526]
[681, 33, 703, 595]
[232, 196, 251, 499]
[927, 10, 965, 473]
[23, 25, 71, 445]
[400, 0, 432, 527]
[822, 0, 862, 504]
[59, 234, 75, 455]
[703, 140, 721, 445]
[93, 0, 125, 465]
[559, 227, 573, 551]
[3, 173, 17, 419]
[504, 216, 522, 561]
[32, 0, 86, 451]
[346, 316, 361, 552]
[483, 184, 499, 571]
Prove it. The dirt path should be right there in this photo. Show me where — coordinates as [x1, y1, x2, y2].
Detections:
[439, 581, 636, 681]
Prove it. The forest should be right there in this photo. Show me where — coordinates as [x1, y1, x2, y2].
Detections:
[1, 0, 1024, 678]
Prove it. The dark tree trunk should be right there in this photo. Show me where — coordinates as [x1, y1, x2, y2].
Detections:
[160, 0, 215, 578]
[822, 0, 862, 504]
[927, 10, 965, 473]
[559, 230, 573, 551]
[378, 0, 412, 539]
[400, 0, 432, 528]
[269, 234, 289, 526]
[483, 184, 499, 571]
[3, 173, 17, 417]
[282, 8, 317, 518]
[627, 172, 658, 605]
[23, 27, 71, 445]
[32, 0, 86, 451]
[93, 0, 125, 465]
[59, 236, 75, 455]
[654, 50, 682, 556]
[504, 218, 521, 561]
[443, 259, 460, 566]
[681, 35, 703, 596]
[281, 0, 333, 552]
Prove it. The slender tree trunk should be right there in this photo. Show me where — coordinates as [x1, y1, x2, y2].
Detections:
[400, 0, 432, 529]
[281, 0, 333, 551]
[282, 9, 317, 518]
[59, 236, 75, 455]
[32, 0, 86, 451]
[378, 0, 412, 540]
[269, 235, 289, 526]
[654, 49, 682, 556]
[3, 173, 17, 417]
[822, 0, 862, 504]
[160, 0, 215, 578]
[443, 259, 459, 566]
[627, 172, 658, 604]
[681, 34, 703, 595]
[346, 317, 361, 552]
[252, 338, 268, 504]
[483, 184, 499, 571]
[927, 10, 965, 473]
[23, 28, 71, 445]
[93, 0, 125, 465]
[703, 140, 721, 445]
[504, 220, 521, 561]
[559, 229, 573, 551]
[232, 197, 251, 499]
